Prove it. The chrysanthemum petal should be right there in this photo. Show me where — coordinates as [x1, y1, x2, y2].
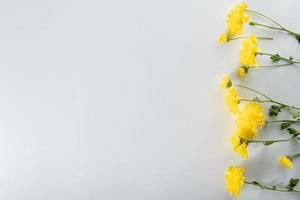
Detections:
[226, 166, 245, 197]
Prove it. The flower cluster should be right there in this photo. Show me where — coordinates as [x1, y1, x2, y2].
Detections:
[221, 76, 266, 159]
[235, 102, 265, 140]
[226, 166, 245, 197]
[218, 3, 250, 44]
[240, 35, 260, 67]
[218, 2, 300, 198]
[219, 2, 300, 78]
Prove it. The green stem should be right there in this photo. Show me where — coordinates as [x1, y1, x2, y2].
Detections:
[290, 153, 300, 160]
[267, 119, 300, 124]
[245, 181, 300, 194]
[246, 10, 284, 29]
[234, 84, 272, 100]
[259, 52, 300, 64]
[240, 98, 272, 103]
[248, 63, 293, 68]
[255, 37, 273, 40]
[239, 99, 293, 110]
[250, 21, 297, 36]
[229, 36, 273, 41]
[245, 136, 300, 144]
[234, 84, 300, 110]
[250, 21, 286, 31]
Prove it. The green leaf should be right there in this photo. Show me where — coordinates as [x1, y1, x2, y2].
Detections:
[281, 123, 291, 130]
[295, 34, 300, 43]
[287, 128, 296, 134]
[286, 128, 300, 138]
[270, 54, 281, 62]
[252, 181, 260, 186]
[263, 141, 275, 146]
[287, 108, 300, 119]
[288, 178, 300, 189]
[268, 105, 282, 117]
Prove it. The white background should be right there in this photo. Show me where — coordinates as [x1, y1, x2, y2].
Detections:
[0, 0, 299, 199]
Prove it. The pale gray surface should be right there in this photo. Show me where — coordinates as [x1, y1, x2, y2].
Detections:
[0, 0, 299, 199]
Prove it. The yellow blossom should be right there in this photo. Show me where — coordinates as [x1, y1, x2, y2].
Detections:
[236, 102, 265, 139]
[231, 134, 240, 149]
[226, 166, 245, 197]
[220, 74, 232, 89]
[218, 33, 228, 44]
[279, 156, 293, 169]
[235, 143, 248, 160]
[238, 67, 247, 78]
[225, 87, 240, 114]
[240, 35, 260, 67]
[230, 134, 248, 159]
[227, 3, 250, 37]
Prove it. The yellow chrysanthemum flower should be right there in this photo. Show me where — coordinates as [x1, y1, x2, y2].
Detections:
[235, 143, 248, 160]
[236, 102, 265, 139]
[226, 166, 245, 197]
[225, 87, 240, 114]
[235, 128, 254, 142]
[279, 156, 293, 169]
[230, 134, 248, 159]
[238, 67, 247, 78]
[227, 2, 250, 37]
[220, 74, 232, 89]
[240, 35, 260, 67]
[218, 33, 228, 44]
